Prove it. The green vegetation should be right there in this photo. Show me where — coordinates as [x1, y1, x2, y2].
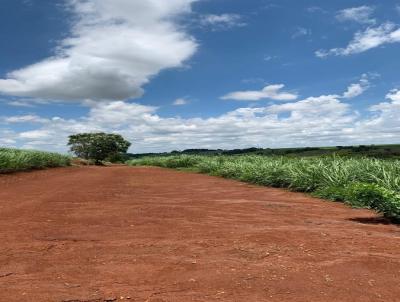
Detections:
[128, 144, 400, 159]
[68, 132, 131, 164]
[127, 155, 400, 221]
[0, 148, 70, 173]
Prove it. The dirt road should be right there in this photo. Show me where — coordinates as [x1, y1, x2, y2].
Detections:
[0, 166, 399, 302]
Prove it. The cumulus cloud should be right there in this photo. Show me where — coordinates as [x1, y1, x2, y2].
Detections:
[316, 22, 400, 57]
[342, 74, 370, 99]
[198, 14, 245, 30]
[386, 89, 400, 102]
[4, 91, 400, 153]
[336, 6, 376, 25]
[267, 95, 348, 117]
[4, 81, 389, 153]
[343, 84, 366, 99]
[0, 0, 197, 102]
[0, 98, 349, 152]
[221, 84, 298, 101]
[351, 91, 400, 141]
[19, 130, 52, 140]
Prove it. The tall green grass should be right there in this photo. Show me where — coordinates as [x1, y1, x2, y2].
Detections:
[0, 148, 71, 173]
[127, 155, 400, 221]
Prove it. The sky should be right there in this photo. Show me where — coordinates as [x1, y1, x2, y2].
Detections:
[1, 0, 400, 153]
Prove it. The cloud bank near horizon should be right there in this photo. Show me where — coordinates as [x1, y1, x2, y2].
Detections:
[1, 80, 399, 153]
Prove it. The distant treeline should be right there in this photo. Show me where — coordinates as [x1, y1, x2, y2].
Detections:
[128, 144, 400, 159]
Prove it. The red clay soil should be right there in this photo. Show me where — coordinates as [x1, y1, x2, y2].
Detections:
[0, 166, 399, 302]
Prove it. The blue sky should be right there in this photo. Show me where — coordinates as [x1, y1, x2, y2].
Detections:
[1, 0, 400, 153]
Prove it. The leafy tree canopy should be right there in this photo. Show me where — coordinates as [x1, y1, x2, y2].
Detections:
[68, 132, 131, 164]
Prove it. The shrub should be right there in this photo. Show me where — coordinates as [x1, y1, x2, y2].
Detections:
[345, 183, 400, 220]
[0, 148, 70, 173]
[313, 186, 348, 202]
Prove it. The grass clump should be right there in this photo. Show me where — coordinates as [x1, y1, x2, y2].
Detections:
[127, 155, 400, 221]
[0, 148, 71, 173]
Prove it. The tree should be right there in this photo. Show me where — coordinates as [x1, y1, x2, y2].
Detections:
[68, 132, 131, 164]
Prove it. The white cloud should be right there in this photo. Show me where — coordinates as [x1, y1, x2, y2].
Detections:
[173, 98, 189, 106]
[199, 14, 245, 30]
[316, 22, 400, 57]
[0, 0, 197, 102]
[0, 128, 17, 146]
[3, 115, 48, 124]
[3, 98, 51, 107]
[5, 84, 400, 153]
[315, 50, 329, 58]
[266, 95, 354, 127]
[87, 101, 158, 127]
[19, 130, 52, 140]
[0, 98, 350, 152]
[264, 55, 278, 62]
[336, 6, 376, 25]
[353, 94, 400, 141]
[343, 84, 366, 99]
[342, 74, 370, 99]
[291, 27, 311, 39]
[386, 89, 400, 102]
[221, 84, 298, 101]
[6, 100, 35, 107]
